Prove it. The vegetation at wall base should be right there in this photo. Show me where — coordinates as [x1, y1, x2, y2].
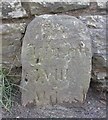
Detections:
[0, 68, 20, 111]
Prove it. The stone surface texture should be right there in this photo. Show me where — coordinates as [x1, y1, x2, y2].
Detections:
[1, 23, 26, 69]
[0, 2, 2, 18]
[97, 0, 107, 9]
[79, 15, 106, 29]
[2, 0, 28, 18]
[79, 15, 107, 91]
[21, 15, 92, 106]
[1, 0, 107, 107]
[28, 2, 89, 15]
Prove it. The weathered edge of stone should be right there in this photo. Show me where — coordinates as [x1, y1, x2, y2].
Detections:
[1, 0, 28, 19]
[28, 2, 90, 15]
[1, 23, 26, 70]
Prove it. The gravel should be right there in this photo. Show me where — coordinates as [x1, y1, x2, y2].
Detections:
[2, 85, 106, 118]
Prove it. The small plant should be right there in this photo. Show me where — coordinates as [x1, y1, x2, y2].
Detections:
[0, 68, 13, 111]
[0, 68, 22, 111]
[0, 68, 26, 111]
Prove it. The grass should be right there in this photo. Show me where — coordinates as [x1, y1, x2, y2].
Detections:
[0, 68, 21, 111]
[0, 68, 13, 111]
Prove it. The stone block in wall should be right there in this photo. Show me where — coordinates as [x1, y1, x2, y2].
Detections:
[1, 23, 26, 70]
[90, 29, 106, 64]
[79, 15, 107, 62]
[78, 15, 106, 29]
[28, 2, 89, 15]
[0, 2, 2, 19]
[79, 15, 107, 66]
[97, 2, 106, 9]
[96, 0, 107, 9]
[1, 0, 28, 19]
[21, 15, 92, 106]
[79, 15, 107, 91]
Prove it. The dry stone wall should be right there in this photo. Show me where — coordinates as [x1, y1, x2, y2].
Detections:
[1, 1, 108, 101]
[79, 15, 107, 91]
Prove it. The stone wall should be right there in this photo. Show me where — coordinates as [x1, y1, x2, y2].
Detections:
[1, 1, 108, 90]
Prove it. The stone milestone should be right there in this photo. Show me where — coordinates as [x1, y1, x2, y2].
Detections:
[21, 15, 92, 106]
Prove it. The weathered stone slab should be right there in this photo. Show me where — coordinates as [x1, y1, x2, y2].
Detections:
[28, 2, 89, 15]
[2, 0, 28, 19]
[1, 23, 26, 69]
[21, 15, 92, 106]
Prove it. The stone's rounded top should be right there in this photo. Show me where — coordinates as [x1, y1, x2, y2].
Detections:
[30, 14, 88, 28]
[38, 14, 54, 19]
[24, 0, 90, 2]
[26, 14, 91, 47]
[36, 14, 79, 20]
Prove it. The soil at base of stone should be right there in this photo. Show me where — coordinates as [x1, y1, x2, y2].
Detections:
[2, 85, 106, 118]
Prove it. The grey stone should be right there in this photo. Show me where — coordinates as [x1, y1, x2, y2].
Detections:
[79, 15, 107, 91]
[1, 23, 26, 70]
[0, 2, 2, 19]
[29, 2, 89, 15]
[91, 68, 107, 91]
[98, 3, 106, 9]
[89, 26, 107, 91]
[90, 29, 107, 67]
[97, 1, 107, 9]
[21, 15, 92, 106]
[79, 15, 106, 29]
[2, 0, 28, 19]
